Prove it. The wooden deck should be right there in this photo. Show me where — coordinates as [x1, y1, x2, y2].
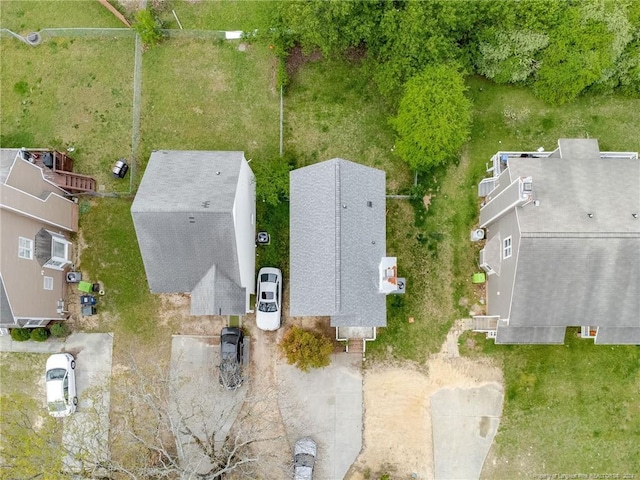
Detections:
[26, 149, 96, 193]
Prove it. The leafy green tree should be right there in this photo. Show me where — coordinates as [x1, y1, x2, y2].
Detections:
[10, 328, 31, 341]
[475, 29, 549, 83]
[280, 326, 333, 372]
[0, 394, 65, 478]
[277, 0, 386, 55]
[390, 64, 472, 173]
[533, 7, 615, 104]
[372, 1, 475, 97]
[30, 327, 50, 342]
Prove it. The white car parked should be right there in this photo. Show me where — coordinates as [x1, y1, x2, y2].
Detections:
[45, 353, 77, 417]
[256, 267, 282, 331]
[294, 437, 317, 480]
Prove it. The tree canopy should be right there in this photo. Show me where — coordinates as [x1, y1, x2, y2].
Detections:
[391, 64, 472, 173]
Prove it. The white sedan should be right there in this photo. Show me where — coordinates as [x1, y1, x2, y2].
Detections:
[256, 267, 282, 331]
[45, 353, 78, 417]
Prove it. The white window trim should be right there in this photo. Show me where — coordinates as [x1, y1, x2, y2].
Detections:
[503, 236, 512, 259]
[18, 237, 33, 260]
[44, 233, 72, 271]
[44, 276, 54, 290]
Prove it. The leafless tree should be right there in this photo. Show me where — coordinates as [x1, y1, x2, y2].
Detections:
[99, 353, 293, 479]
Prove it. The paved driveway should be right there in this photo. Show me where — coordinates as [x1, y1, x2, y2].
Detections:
[431, 383, 504, 480]
[170, 335, 249, 477]
[277, 353, 363, 480]
[0, 332, 114, 475]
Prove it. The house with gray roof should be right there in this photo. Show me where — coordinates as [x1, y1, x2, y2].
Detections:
[290, 158, 399, 347]
[473, 139, 640, 345]
[131, 151, 256, 316]
[1, 148, 78, 329]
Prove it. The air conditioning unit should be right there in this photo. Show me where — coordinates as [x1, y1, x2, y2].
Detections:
[470, 228, 485, 242]
[256, 232, 270, 245]
[66, 272, 82, 283]
[479, 249, 493, 275]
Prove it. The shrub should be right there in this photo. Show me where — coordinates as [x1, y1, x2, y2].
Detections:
[10, 328, 31, 342]
[133, 8, 164, 47]
[49, 323, 70, 338]
[279, 326, 333, 372]
[30, 328, 50, 342]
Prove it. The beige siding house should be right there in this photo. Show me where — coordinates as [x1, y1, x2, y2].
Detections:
[0, 149, 78, 328]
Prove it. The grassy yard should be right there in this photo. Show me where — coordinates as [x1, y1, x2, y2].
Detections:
[284, 57, 413, 194]
[0, 0, 124, 33]
[461, 330, 640, 477]
[158, 0, 277, 32]
[0, 36, 135, 192]
[140, 38, 280, 169]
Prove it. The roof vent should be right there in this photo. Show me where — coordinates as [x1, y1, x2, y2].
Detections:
[201, 200, 210, 208]
[633, 213, 638, 219]
[216, 171, 221, 175]
[587, 213, 594, 218]
[367, 201, 373, 208]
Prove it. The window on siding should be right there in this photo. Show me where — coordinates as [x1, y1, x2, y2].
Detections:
[44, 277, 54, 290]
[19, 237, 34, 259]
[44, 234, 72, 270]
[503, 236, 512, 259]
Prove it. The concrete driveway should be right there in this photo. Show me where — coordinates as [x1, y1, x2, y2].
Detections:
[277, 353, 363, 480]
[170, 335, 249, 477]
[0, 332, 114, 475]
[431, 383, 504, 480]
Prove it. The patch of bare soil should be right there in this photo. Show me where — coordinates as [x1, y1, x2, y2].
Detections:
[347, 321, 503, 480]
[285, 45, 323, 80]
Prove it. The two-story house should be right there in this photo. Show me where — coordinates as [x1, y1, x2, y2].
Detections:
[474, 139, 640, 344]
[1, 149, 78, 329]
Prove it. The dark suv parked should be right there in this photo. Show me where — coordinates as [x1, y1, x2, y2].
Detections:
[219, 327, 244, 390]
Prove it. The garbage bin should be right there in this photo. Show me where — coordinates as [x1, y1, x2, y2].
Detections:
[80, 295, 97, 306]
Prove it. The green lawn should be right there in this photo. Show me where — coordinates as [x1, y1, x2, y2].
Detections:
[0, 36, 135, 192]
[0, 0, 124, 33]
[460, 330, 640, 477]
[140, 38, 280, 169]
[284, 57, 413, 194]
[158, 0, 277, 32]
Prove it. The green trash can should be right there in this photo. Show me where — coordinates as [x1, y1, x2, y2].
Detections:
[472, 272, 486, 284]
[78, 281, 93, 293]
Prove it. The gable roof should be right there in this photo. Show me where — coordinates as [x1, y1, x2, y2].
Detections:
[131, 151, 251, 316]
[289, 158, 387, 328]
[483, 139, 640, 344]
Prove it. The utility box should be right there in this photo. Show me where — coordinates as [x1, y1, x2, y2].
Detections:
[66, 272, 82, 283]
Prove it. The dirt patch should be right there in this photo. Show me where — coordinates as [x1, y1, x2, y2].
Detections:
[285, 45, 323, 80]
[347, 322, 503, 479]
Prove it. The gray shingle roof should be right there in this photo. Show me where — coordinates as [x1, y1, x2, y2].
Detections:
[595, 327, 640, 345]
[131, 151, 250, 315]
[289, 159, 387, 327]
[485, 139, 640, 344]
[496, 326, 566, 344]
